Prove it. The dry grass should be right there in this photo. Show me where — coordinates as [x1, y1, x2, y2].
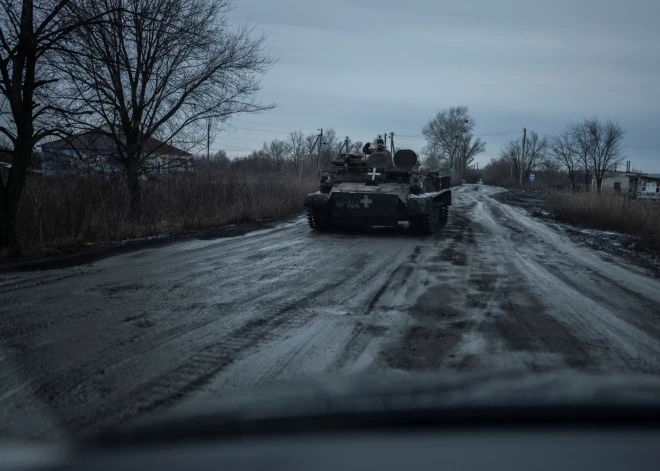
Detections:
[547, 191, 660, 250]
[16, 171, 317, 250]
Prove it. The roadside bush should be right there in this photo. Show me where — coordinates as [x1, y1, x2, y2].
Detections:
[547, 191, 660, 250]
[15, 171, 317, 249]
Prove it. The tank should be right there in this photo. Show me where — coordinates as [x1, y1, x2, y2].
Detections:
[304, 149, 451, 234]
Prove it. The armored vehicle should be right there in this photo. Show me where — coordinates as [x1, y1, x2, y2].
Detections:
[304, 148, 451, 234]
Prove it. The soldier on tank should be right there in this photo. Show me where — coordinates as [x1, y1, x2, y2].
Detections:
[362, 138, 393, 167]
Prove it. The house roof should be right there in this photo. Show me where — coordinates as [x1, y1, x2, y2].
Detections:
[626, 172, 660, 181]
[41, 131, 192, 157]
[599, 171, 629, 178]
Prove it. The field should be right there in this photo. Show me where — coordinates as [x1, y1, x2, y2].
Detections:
[11, 171, 317, 254]
[547, 191, 660, 251]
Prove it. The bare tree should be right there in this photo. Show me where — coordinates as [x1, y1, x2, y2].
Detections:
[550, 129, 578, 189]
[264, 139, 289, 171]
[456, 133, 486, 175]
[351, 141, 363, 155]
[303, 132, 319, 173]
[320, 128, 338, 168]
[522, 131, 548, 180]
[500, 139, 522, 184]
[538, 158, 563, 186]
[422, 106, 485, 178]
[287, 130, 305, 173]
[569, 121, 594, 191]
[212, 150, 230, 170]
[482, 156, 514, 186]
[584, 118, 625, 191]
[56, 0, 274, 213]
[421, 141, 445, 171]
[0, 0, 114, 249]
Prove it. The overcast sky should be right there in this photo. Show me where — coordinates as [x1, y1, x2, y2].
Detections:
[218, 0, 660, 172]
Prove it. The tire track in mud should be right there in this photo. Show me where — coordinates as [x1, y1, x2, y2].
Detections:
[457, 194, 600, 371]
[4, 229, 394, 439]
[67, 269, 370, 437]
[43, 246, 396, 437]
[378, 204, 483, 371]
[378, 188, 603, 373]
[474, 191, 660, 373]
[0, 271, 85, 295]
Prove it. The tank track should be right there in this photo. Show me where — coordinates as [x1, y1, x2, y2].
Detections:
[411, 204, 448, 235]
[306, 208, 333, 232]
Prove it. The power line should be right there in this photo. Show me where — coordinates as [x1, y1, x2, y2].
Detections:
[622, 144, 660, 151]
[211, 148, 253, 153]
[477, 131, 523, 137]
[394, 130, 523, 139]
[211, 142, 258, 151]
[234, 120, 289, 128]
[232, 127, 292, 134]
[218, 136, 270, 143]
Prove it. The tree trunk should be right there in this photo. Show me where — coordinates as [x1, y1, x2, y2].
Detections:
[596, 175, 603, 192]
[584, 169, 590, 192]
[0, 187, 18, 250]
[126, 162, 141, 217]
[0, 143, 33, 250]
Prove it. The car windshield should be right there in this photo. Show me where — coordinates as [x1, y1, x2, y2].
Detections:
[1, 0, 660, 442]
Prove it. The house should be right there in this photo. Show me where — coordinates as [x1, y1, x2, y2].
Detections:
[591, 171, 631, 193]
[40, 131, 193, 177]
[628, 173, 660, 200]
[591, 171, 660, 200]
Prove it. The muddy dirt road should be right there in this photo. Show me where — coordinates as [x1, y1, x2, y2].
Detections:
[2, 185, 660, 440]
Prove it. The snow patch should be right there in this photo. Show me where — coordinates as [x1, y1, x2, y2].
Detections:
[408, 191, 444, 199]
[116, 233, 172, 245]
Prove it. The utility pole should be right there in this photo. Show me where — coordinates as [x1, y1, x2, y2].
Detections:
[344, 136, 350, 155]
[520, 128, 527, 187]
[389, 132, 394, 154]
[510, 159, 513, 188]
[317, 128, 323, 175]
[207, 119, 211, 160]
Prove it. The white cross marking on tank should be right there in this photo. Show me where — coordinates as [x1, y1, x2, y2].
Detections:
[361, 195, 372, 208]
[368, 168, 381, 181]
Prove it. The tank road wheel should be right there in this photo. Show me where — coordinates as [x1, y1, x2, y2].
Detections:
[440, 206, 449, 225]
[306, 208, 333, 232]
[410, 205, 447, 235]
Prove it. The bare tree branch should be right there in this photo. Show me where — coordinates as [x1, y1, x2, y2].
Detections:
[0, 0, 117, 248]
[422, 106, 485, 178]
[550, 129, 579, 189]
[54, 0, 275, 212]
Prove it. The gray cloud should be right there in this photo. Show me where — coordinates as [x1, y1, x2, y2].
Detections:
[219, 0, 660, 171]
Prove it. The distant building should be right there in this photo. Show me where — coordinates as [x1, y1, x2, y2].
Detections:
[591, 171, 631, 193]
[591, 171, 660, 200]
[40, 132, 193, 177]
[628, 173, 660, 200]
